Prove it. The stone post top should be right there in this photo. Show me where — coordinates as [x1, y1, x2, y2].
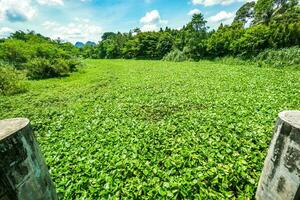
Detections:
[279, 110, 300, 129]
[0, 118, 30, 141]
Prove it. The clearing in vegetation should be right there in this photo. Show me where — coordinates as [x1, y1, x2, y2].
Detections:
[1, 59, 300, 199]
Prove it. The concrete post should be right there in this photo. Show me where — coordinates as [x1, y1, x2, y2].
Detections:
[256, 111, 300, 200]
[0, 118, 57, 200]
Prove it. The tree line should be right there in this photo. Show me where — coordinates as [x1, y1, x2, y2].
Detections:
[81, 0, 300, 61]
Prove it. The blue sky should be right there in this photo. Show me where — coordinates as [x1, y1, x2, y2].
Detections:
[0, 0, 248, 43]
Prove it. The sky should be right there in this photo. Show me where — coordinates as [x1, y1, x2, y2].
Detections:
[0, 0, 249, 44]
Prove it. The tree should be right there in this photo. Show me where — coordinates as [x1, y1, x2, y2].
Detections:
[136, 32, 160, 59]
[186, 14, 208, 32]
[231, 24, 271, 56]
[254, 0, 298, 24]
[101, 32, 116, 41]
[269, 6, 300, 47]
[122, 38, 139, 59]
[74, 3, 300, 61]
[254, 0, 275, 24]
[183, 13, 209, 60]
[156, 32, 174, 59]
[234, 2, 256, 26]
[206, 22, 245, 57]
[96, 32, 129, 59]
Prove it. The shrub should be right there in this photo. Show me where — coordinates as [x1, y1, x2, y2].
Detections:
[0, 32, 80, 80]
[162, 49, 189, 62]
[255, 47, 300, 68]
[0, 63, 27, 95]
[66, 58, 81, 72]
[0, 39, 32, 69]
[25, 58, 71, 79]
[214, 56, 252, 66]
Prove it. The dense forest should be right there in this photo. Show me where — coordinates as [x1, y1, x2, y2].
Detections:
[80, 0, 300, 62]
[0, 0, 299, 95]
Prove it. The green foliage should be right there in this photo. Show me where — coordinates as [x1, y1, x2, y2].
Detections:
[0, 62, 27, 95]
[183, 32, 208, 61]
[213, 56, 251, 66]
[231, 24, 271, 57]
[67, 58, 82, 72]
[162, 49, 189, 62]
[95, 32, 130, 59]
[92, 14, 210, 61]
[254, 0, 298, 24]
[84, 4, 300, 63]
[80, 45, 99, 59]
[156, 32, 174, 59]
[234, 2, 256, 25]
[185, 13, 208, 32]
[0, 39, 32, 68]
[0, 31, 80, 79]
[256, 47, 300, 67]
[101, 32, 117, 41]
[9, 30, 51, 42]
[25, 58, 71, 79]
[269, 6, 300, 48]
[122, 38, 140, 59]
[1, 59, 300, 199]
[136, 32, 160, 59]
[254, 0, 275, 23]
[206, 23, 245, 57]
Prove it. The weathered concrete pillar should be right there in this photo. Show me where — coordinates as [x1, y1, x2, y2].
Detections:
[0, 118, 57, 200]
[256, 111, 300, 200]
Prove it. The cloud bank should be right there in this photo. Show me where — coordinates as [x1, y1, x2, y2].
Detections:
[140, 10, 168, 32]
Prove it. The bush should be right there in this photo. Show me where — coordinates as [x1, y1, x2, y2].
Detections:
[0, 32, 80, 80]
[0, 63, 27, 95]
[255, 47, 300, 67]
[0, 39, 32, 69]
[67, 58, 81, 72]
[25, 58, 71, 79]
[162, 49, 189, 62]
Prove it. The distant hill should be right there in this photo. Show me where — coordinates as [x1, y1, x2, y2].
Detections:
[75, 42, 85, 48]
[85, 41, 96, 46]
[75, 41, 96, 48]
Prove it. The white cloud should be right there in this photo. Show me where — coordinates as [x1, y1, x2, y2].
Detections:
[140, 10, 168, 32]
[192, 0, 244, 6]
[0, 27, 13, 38]
[208, 11, 234, 22]
[42, 18, 102, 43]
[140, 10, 161, 24]
[188, 9, 201, 16]
[0, 0, 36, 22]
[37, 0, 64, 6]
[37, 0, 90, 6]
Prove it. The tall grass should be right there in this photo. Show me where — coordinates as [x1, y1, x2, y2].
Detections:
[256, 47, 300, 68]
[0, 63, 27, 95]
[162, 49, 189, 62]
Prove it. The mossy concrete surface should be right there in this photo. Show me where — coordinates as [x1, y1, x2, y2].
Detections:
[0, 118, 57, 200]
[256, 111, 300, 200]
